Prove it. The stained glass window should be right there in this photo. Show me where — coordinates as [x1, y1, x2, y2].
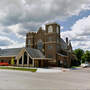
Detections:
[37, 40, 43, 50]
[48, 45, 53, 49]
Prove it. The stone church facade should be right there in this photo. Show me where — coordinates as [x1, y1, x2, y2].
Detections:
[0, 22, 74, 68]
[26, 22, 73, 67]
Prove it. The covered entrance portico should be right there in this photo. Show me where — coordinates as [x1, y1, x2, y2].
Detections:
[17, 54, 50, 67]
[16, 51, 34, 67]
[16, 48, 51, 67]
[17, 55, 50, 67]
[0, 47, 51, 67]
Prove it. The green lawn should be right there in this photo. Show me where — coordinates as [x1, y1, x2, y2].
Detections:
[71, 66, 80, 68]
[0, 66, 37, 72]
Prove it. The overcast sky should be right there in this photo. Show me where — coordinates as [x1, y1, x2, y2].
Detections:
[0, 0, 90, 50]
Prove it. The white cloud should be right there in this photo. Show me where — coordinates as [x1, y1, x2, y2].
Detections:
[61, 26, 64, 30]
[0, 0, 90, 26]
[0, 36, 25, 49]
[0, 0, 90, 48]
[61, 15, 90, 50]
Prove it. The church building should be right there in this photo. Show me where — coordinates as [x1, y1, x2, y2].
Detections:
[0, 22, 74, 67]
[26, 22, 73, 67]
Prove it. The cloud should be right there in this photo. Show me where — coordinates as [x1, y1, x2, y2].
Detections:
[61, 15, 90, 50]
[0, 0, 90, 27]
[0, 0, 90, 48]
[0, 36, 13, 46]
[0, 36, 25, 49]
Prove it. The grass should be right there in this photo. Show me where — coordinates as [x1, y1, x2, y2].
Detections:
[71, 66, 80, 68]
[0, 66, 37, 72]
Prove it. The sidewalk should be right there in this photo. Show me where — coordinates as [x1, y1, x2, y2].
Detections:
[0, 66, 78, 73]
[36, 68, 62, 73]
[36, 67, 71, 73]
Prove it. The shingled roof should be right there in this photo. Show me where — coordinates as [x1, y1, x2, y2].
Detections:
[0, 47, 45, 59]
[0, 48, 23, 57]
[60, 38, 67, 50]
[25, 47, 45, 59]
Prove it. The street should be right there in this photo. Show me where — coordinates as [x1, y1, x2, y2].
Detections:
[0, 68, 90, 90]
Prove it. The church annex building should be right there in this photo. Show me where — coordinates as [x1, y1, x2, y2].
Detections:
[0, 23, 75, 68]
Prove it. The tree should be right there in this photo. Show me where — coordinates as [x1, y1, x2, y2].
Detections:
[81, 55, 86, 63]
[82, 50, 90, 62]
[73, 48, 84, 65]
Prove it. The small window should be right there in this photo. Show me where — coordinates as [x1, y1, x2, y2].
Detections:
[60, 60, 63, 64]
[48, 45, 53, 49]
[48, 26, 53, 33]
[48, 37, 52, 41]
[28, 40, 31, 45]
[48, 54, 53, 58]
[37, 40, 43, 50]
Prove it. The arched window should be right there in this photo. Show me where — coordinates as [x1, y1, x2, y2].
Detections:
[29, 57, 32, 64]
[48, 25, 53, 33]
[37, 39, 43, 50]
[19, 57, 22, 64]
[28, 40, 31, 45]
[24, 52, 27, 64]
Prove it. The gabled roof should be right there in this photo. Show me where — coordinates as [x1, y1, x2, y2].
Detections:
[60, 38, 67, 49]
[57, 53, 68, 57]
[25, 47, 45, 59]
[0, 47, 51, 60]
[0, 48, 23, 57]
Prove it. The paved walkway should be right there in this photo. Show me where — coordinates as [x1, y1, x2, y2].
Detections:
[36, 67, 71, 73]
[36, 68, 62, 73]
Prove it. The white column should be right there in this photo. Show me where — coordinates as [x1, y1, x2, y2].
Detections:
[22, 55, 24, 67]
[27, 54, 29, 67]
[17, 59, 19, 67]
[33, 59, 34, 67]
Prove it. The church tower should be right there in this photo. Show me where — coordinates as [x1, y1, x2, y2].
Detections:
[26, 32, 36, 48]
[45, 23, 60, 63]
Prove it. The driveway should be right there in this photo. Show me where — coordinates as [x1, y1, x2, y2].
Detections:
[0, 68, 90, 90]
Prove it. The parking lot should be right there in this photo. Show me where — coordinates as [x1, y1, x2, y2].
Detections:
[0, 68, 90, 90]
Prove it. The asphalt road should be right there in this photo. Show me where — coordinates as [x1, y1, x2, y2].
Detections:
[0, 68, 90, 90]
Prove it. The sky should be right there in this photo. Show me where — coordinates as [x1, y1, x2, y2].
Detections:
[0, 0, 90, 50]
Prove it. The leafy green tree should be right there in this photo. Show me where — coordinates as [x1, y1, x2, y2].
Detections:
[81, 55, 86, 63]
[73, 48, 84, 65]
[73, 48, 84, 60]
[83, 50, 90, 62]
